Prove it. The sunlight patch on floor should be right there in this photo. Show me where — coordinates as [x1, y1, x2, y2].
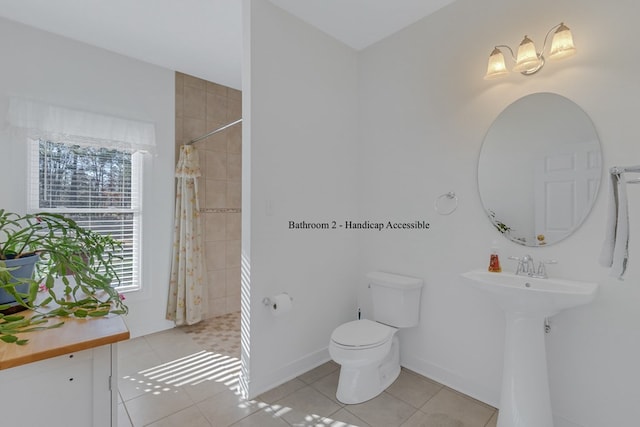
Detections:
[121, 350, 241, 396]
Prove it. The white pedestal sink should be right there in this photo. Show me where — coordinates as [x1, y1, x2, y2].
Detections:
[461, 270, 598, 427]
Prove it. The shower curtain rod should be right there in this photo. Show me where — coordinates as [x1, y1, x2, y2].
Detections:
[185, 118, 242, 146]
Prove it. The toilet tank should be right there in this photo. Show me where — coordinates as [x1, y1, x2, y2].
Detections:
[368, 272, 423, 328]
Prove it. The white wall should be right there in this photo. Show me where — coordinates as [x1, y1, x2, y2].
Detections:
[0, 17, 175, 337]
[244, 0, 360, 396]
[357, 0, 640, 425]
[247, 0, 640, 424]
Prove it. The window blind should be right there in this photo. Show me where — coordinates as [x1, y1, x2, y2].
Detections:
[28, 140, 142, 291]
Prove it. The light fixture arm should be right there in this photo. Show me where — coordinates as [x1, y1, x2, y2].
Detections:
[493, 44, 516, 61]
[521, 54, 545, 76]
[540, 23, 564, 57]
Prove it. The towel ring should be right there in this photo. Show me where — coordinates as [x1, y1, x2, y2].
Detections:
[435, 192, 458, 215]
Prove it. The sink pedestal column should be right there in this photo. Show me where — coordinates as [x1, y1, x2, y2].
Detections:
[497, 313, 554, 427]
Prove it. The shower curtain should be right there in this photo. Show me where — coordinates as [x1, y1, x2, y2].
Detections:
[166, 145, 204, 325]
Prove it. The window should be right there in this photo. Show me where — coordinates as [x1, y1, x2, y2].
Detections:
[28, 139, 143, 292]
[9, 98, 155, 292]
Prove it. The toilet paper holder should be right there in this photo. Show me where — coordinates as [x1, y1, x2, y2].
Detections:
[262, 293, 292, 307]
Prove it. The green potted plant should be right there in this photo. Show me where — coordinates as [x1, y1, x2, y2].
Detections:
[0, 209, 128, 344]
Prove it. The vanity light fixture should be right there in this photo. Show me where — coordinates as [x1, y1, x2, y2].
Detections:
[485, 22, 576, 80]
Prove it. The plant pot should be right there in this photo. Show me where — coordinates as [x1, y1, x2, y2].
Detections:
[0, 254, 39, 305]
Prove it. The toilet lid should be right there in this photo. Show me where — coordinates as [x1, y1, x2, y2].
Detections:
[331, 319, 394, 348]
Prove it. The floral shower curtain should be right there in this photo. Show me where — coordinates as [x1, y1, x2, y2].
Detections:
[166, 145, 204, 325]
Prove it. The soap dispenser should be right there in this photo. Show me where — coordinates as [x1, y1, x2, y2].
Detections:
[488, 244, 502, 273]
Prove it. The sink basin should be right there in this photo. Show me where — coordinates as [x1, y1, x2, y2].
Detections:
[461, 270, 598, 427]
[461, 269, 598, 316]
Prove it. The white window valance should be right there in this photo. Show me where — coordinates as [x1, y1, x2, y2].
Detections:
[7, 98, 156, 154]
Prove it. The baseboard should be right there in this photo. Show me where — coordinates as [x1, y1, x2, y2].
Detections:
[246, 346, 331, 399]
[401, 352, 500, 408]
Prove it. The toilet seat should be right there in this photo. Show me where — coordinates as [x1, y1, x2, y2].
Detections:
[331, 319, 395, 349]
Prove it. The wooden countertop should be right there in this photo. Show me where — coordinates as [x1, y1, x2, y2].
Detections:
[0, 313, 129, 370]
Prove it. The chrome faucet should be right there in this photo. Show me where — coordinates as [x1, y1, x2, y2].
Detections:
[518, 254, 535, 276]
[509, 255, 556, 278]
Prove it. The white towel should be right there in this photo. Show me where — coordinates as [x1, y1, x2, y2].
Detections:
[599, 171, 629, 279]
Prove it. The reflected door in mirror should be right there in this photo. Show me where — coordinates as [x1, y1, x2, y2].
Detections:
[533, 144, 601, 244]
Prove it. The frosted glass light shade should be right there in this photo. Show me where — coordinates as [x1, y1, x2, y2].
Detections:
[549, 23, 576, 60]
[513, 36, 541, 73]
[485, 48, 509, 79]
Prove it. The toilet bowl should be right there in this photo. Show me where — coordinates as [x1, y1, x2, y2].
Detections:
[329, 319, 400, 404]
[329, 272, 423, 404]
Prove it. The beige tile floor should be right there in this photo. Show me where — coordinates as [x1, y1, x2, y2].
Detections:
[181, 311, 241, 358]
[117, 313, 498, 427]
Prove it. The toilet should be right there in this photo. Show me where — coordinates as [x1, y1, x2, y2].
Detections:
[329, 271, 423, 404]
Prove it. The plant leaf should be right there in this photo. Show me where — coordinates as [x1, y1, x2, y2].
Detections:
[2, 315, 24, 322]
[88, 310, 109, 317]
[0, 335, 18, 343]
[15, 322, 64, 333]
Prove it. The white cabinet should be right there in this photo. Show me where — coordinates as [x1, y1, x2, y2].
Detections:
[0, 343, 118, 427]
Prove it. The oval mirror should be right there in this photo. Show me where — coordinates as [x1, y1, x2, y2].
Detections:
[478, 93, 601, 246]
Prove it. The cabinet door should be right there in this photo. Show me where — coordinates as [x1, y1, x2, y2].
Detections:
[0, 345, 114, 427]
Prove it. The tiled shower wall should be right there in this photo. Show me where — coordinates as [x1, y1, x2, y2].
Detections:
[175, 72, 242, 318]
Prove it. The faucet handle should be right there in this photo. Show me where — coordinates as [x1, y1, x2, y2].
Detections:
[508, 256, 525, 274]
[536, 260, 557, 278]
[521, 254, 535, 274]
